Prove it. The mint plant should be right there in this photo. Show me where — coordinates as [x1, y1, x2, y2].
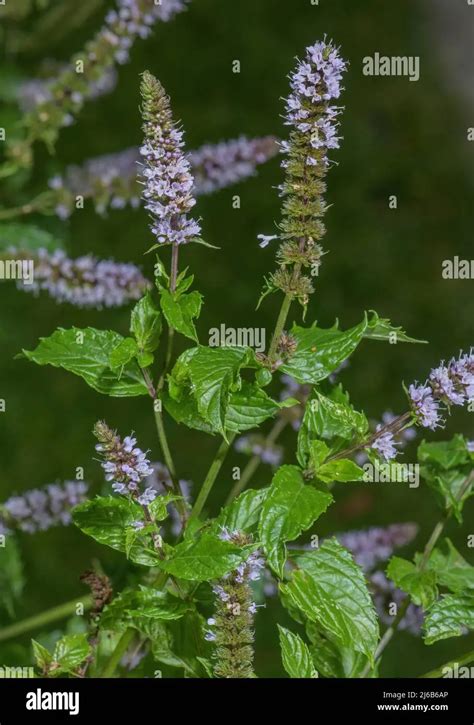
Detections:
[1, 23, 474, 680]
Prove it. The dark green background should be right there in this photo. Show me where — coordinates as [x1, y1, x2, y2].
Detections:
[0, 0, 473, 676]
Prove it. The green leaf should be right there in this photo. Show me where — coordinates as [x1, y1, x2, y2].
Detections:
[308, 440, 330, 469]
[225, 382, 295, 433]
[52, 634, 91, 674]
[32, 640, 53, 672]
[216, 488, 268, 533]
[159, 532, 254, 581]
[297, 388, 368, 466]
[109, 337, 138, 373]
[130, 292, 162, 354]
[418, 436, 470, 470]
[0, 535, 25, 617]
[306, 623, 371, 678]
[73, 497, 160, 566]
[425, 469, 472, 523]
[280, 317, 368, 384]
[424, 594, 474, 644]
[0, 223, 64, 253]
[386, 557, 438, 608]
[316, 458, 365, 484]
[364, 311, 427, 344]
[169, 346, 251, 435]
[259, 465, 333, 577]
[281, 539, 379, 662]
[100, 587, 190, 632]
[21, 327, 148, 397]
[160, 288, 202, 342]
[278, 625, 318, 678]
[422, 540, 474, 594]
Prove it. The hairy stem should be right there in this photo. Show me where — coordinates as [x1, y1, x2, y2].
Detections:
[0, 595, 93, 643]
[268, 293, 293, 360]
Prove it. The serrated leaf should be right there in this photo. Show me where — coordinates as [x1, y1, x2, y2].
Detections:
[298, 388, 368, 466]
[73, 496, 160, 567]
[52, 634, 90, 674]
[280, 317, 368, 384]
[424, 594, 474, 644]
[216, 488, 268, 533]
[386, 557, 438, 608]
[259, 465, 333, 577]
[423, 540, 474, 594]
[109, 337, 138, 373]
[159, 532, 254, 581]
[130, 292, 162, 354]
[100, 587, 190, 633]
[169, 346, 251, 436]
[364, 311, 427, 344]
[225, 381, 295, 433]
[160, 288, 202, 342]
[278, 625, 318, 678]
[316, 458, 365, 484]
[281, 539, 379, 662]
[418, 436, 470, 470]
[306, 623, 371, 678]
[32, 640, 52, 672]
[21, 328, 148, 397]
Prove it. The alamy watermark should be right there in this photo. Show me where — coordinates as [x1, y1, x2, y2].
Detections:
[26, 688, 79, 716]
[363, 53, 420, 82]
[209, 324, 266, 353]
[442, 256, 474, 280]
[0, 258, 34, 285]
[0, 665, 35, 678]
[363, 461, 420, 488]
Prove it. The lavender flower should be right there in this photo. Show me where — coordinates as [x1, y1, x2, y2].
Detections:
[47, 136, 278, 219]
[0, 481, 88, 534]
[371, 427, 399, 462]
[234, 435, 283, 468]
[17, 67, 118, 114]
[9, 248, 149, 308]
[139, 71, 200, 246]
[189, 136, 278, 194]
[408, 384, 442, 430]
[408, 351, 474, 429]
[336, 523, 418, 572]
[207, 529, 264, 678]
[14, 0, 190, 158]
[94, 421, 154, 499]
[380, 411, 416, 444]
[261, 40, 347, 310]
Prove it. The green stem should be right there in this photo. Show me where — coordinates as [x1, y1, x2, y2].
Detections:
[420, 649, 474, 678]
[268, 293, 293, 360]
[0, 595, 93, 643]
[189, 434, 236, 523]
[100, 628, 135, 678]
[0, 203, 34, 221]
[362, 468, 474, 677]
[225, 417, 287, 505]
[153, 403, 188, 525]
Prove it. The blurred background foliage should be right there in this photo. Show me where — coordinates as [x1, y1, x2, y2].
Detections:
[0, 0, 473, 677]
